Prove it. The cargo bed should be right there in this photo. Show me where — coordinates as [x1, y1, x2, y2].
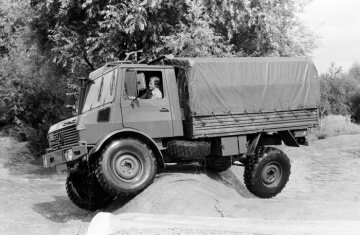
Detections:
[165, 57, 320, 139]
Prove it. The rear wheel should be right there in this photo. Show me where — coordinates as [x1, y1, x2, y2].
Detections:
[96, 138, 157, 195]
[66, 165, 114, 211]
[244, 146, 291, 198]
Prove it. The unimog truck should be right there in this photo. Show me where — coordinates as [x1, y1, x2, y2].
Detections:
[42, 56, 320, 210]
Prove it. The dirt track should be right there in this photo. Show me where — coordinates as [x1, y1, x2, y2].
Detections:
[1, 134, 360, 234]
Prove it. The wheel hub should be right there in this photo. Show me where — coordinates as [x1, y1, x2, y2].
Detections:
[262, 162, 282, 187]
[114, 154, 141, 180]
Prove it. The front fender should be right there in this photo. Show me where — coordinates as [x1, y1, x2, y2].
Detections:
[88, 128, 165, 169]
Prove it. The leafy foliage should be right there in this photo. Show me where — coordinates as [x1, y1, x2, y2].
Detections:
[348, 62, 360, 81]
[0, 45, 77, 155]
[0, 0, 77, 156]
[160, 0, 233, 57]
[0, 0, 30, 56]
[30, 0, 317, 70]
[347, 63, 360, 122]
[319, 62, 360, 123]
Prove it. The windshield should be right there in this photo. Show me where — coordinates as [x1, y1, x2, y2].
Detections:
[81, 69, 117, 113]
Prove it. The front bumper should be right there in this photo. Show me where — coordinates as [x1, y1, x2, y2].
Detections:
[42, 145, 88, 168]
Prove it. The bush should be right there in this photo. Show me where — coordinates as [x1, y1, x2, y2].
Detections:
[309, 115, 360, 140]
[319, 62, 360, 123]
[319, 71, 357, 117]
[350, 86, 360, 123]
[0, 49, 78, 157]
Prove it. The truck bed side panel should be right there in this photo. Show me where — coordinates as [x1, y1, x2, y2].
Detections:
[186, 108, 318, 138]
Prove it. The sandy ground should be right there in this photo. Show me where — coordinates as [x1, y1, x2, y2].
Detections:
[1, 134, 360, 234]
[0, 137, 91, 235]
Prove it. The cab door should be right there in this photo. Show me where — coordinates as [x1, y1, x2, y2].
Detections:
[120, 68, 174, 138]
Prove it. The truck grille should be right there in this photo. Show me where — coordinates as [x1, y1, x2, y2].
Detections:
[48, 125, 79, 150]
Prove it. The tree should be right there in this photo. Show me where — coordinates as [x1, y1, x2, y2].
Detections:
[160, 0, 232, 57]
[319, 62, 357, 117]
[347, 62, 360, 122]
[0, 0, 77, 156]
[0, 0, 32, 125]
[30, 0, 317, 71]
[204, 0, 317, 56]
[348, 62, 360, 81]
[0, 0, 29, 57]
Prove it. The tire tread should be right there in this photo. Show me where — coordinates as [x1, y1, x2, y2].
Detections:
[66, 166, 114, 211]
[244, 146, 291, 198]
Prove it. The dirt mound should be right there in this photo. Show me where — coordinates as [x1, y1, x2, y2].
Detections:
[106, 134, 360, 221]
[109, 165, 254, 217]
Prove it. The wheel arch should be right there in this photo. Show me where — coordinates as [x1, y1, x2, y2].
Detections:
[247, 131, 299, 156]
[88, 128, 165, 170]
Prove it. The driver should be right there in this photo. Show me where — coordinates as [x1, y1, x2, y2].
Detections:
[140, 76, 162, 99]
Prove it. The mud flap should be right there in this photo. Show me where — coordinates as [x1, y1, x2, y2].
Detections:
[279, 130, 299, 147]
[246, 133, 263, 156]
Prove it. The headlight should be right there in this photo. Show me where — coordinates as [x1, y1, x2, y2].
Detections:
[76, 124, 85, 131]
[64, 149, 73, 161]
[48, 133, 55, 142]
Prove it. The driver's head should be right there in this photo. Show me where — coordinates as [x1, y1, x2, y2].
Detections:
[149, 77, 160, 90]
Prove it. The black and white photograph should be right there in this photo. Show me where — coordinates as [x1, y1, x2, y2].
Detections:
[0, 0, 359, 234]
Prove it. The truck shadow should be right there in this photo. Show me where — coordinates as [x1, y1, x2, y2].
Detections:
[164, 163, 207, 174]
[217, 169, 255, 198]
[161, 163, 254, 199]
[104, 194, 136, 212]
[32, 195, 95, 223]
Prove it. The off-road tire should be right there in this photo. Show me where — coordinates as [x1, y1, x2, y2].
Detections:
[166, 140, 211, 161]
[244, 146, 291, 198]
[96, 138, 157, 195]
[66, 167, 114, 211]
[205, 156, 232, 172]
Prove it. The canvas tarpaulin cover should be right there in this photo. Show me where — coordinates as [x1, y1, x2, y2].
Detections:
[164, 57, 320, 116]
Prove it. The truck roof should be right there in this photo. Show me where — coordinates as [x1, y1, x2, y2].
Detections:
[88, 63, 173, 80]
[165, 56, 313, 63]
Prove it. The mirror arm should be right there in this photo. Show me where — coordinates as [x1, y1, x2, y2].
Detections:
[130, 97, 138, 108]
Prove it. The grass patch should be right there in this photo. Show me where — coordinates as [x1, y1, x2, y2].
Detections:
[0, 134, 56, 176]
[309, 115, 360, 140]
[2, 138, 34, 168]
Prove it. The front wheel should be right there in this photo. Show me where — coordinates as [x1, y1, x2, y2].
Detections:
[244, 146, 291, 198]
[66, 166, 114, 211]
[96, 138, 157, 195]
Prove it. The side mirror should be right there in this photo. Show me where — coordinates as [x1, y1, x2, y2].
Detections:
[137, 73, 146, 91]
[124, 71, 138, 99]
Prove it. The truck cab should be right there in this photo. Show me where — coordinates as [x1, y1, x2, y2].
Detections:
[44, 63, 182, 169]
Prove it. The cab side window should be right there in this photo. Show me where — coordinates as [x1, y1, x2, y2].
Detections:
[124, 70, 164, 99]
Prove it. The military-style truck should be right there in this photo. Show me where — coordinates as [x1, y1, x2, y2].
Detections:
[43, 56, 320, 210]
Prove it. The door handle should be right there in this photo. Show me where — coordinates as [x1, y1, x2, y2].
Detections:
[159, 107, 169, 112]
